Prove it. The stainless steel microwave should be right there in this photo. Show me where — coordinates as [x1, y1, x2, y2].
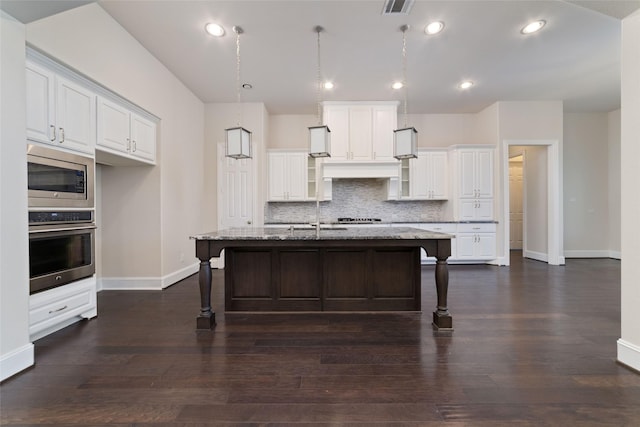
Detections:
[27, 144, 95, 208]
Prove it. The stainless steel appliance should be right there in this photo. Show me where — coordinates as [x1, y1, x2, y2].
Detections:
[27, 144, 95, 208]
[28, 211, 96, 294]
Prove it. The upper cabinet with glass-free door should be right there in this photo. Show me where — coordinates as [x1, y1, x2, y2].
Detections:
[323, 102, 398, 161]
[26, 60, 96, 155]
[97, 96, 157, 165]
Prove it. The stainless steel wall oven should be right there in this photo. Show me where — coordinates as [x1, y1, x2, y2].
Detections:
[29, 211, 96, 294]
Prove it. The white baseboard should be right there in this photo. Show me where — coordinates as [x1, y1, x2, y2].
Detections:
[0, 343, 34, 382]
[610, 251, 621, 260]
[161, 262, 199, 289]
[99, 262, 199, 291]
[564, 250, 614, 258]
[617, 339, 640, 372]
[523, 250, 548, 263]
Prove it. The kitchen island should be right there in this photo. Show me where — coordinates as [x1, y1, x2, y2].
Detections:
[191, 227, 453, 330]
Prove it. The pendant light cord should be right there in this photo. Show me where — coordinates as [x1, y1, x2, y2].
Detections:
[401, 25, 408, 128]
[315, 26, 324, 126]
[234, 26, 243, 127]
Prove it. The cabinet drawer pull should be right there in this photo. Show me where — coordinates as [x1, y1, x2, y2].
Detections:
[49, 125, 56, 141]
[49, 305, 68, 314]
[473, 227, 481, 230]
[59, 127, 65, 143]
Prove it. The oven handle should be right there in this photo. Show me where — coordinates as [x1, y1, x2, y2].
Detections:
[29, 224, 97, 234]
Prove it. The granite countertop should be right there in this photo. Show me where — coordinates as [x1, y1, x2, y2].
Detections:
[264, 220, 498, 225]
[191, 226, 453, 241]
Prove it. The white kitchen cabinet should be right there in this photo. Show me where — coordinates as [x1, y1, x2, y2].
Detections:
[455, 223, 497, 261]
[26, 60, 96, 155]
[401, 150, 448, 200]
[458, 148, 493, 198]
[29, 276, 97, 341]
[452, 147, 494, 220]
[97, 96, 157, 164]
[323, 102, 397, 161]
[268, 151, 309, 201]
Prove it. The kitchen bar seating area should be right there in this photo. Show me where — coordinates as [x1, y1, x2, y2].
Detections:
[1, 255, 635, 425]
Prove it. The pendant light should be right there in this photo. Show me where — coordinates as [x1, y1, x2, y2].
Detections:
[394, 24, 417, 160]
[225, 26, 252, 159]
[308, 26, 331, 158]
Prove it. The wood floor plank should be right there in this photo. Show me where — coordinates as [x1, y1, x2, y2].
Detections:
[2, 254, 637, 425]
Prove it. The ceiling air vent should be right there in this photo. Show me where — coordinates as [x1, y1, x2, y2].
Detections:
[382, 0, 415, 15]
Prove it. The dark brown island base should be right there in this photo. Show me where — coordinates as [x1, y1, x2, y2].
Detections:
[191, 227, 453, 330]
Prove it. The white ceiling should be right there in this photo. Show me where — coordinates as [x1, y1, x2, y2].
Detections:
[3, 0, 639, 115]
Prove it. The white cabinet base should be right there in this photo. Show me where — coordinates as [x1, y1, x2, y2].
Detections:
[29, 276, 97, 341]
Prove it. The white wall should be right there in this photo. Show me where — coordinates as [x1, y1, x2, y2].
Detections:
[618, 9, 640, 372]
[269, 114, 316, 149]
[26, 3, 206, 287]
[407, 113, 478, 147]
[0, 11, 33, 381]
[563, 113, 610, 257]
[608, 109, 621, 257]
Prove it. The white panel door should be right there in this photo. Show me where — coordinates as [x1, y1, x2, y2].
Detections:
[458, 150, 476, 198]
[130, 113, 156, 162]
[97, 97, 130, 153]
[477, 233, 497, 258]
[56, 76, 96, 154]
[286, 152, 308, 200]
[268, 152, 288, 200]
[409, 152, 429, 198]
[371, 105, 396, 161]
[26, 62, 55, 144]
[348, 106, 372, 161]
[324, 105, 349, 160]
[218, 143, 254, 229]
[509, 161, 524, 250]
[429, 151, 448, 199]
[476, 149, 494, 197]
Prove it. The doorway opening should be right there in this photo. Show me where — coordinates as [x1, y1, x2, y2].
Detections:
[501, 139, 564, 266]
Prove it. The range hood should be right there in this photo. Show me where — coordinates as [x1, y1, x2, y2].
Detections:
[322, 161, 400, 179]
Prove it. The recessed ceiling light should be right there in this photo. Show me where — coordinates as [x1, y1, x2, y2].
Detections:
[425, 21, 444, 35]
[205, 23, 225, 37]
[459, 80, 474, 90]
[323, 81, 334, 90]
[392, 81, 404, 90]
[521, 20, 546, 35]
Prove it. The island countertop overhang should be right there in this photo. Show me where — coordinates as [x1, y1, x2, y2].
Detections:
[190, 226, 454, 241]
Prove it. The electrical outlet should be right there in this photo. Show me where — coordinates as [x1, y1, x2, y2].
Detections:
[179, 252, 185, 264]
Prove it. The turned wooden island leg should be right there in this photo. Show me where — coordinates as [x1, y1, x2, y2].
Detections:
[433, 255, 453, 330]
[196, 258, 216, 329]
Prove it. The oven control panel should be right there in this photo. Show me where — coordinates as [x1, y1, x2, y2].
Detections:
[29, 211, 94, 224]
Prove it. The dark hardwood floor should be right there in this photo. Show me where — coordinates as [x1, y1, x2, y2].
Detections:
[2, 253, 639, 426]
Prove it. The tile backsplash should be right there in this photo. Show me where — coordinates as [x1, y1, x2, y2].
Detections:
[265, 178, 446, 223]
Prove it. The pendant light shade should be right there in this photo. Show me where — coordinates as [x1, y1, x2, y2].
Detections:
[309, 125, 331, 158]
[394, 127, 417, 160]
[393, 25, 417, 160]
[225, 26, 252, 159]
[225, 126, 252, 159]
[308, 26, 331, 159]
